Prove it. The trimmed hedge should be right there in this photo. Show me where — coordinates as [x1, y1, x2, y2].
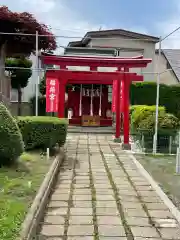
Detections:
[0, 103, 24, 165]
[17, 116, 68, 150]
[130, 82, 180, 118]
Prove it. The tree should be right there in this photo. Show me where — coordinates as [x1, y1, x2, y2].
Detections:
[5, 57, 32, 115]
[0, 6, 57, 84]
[39, 76, 46, 96]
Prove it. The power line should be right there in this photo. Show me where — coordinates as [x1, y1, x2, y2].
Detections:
[2, 66, 158, 74]
[0, 31, 159, 41]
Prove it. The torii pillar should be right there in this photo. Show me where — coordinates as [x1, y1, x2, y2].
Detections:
[122, 68, 131, 150]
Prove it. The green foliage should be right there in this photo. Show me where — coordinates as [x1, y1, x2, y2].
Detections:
[0, 103, 24, 165]
[39, 77, 46, 96]
[30, 95, 46, 116]
[131, 105, 166, 131]
[17, 116, 68, 150]
[131, 105, 179, 135]
[130, 82, 180, 118]
[5, 57, 32, 89]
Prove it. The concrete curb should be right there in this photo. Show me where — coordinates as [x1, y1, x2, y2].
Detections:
[19, 147, 65, 240]
[130, 154, 180, 225]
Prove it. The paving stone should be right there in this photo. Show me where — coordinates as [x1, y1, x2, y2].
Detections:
[53, 189, 71, 194]
[120, 195, 139, 202]
[148, 210, 174, 218]
[134, 238, 161, 240]
[96, 207, 119, 216]
[72, 195, 92, 201]
[67, 225, 94, 236]
[145, 202, 168, 210]
[133, 181, 151, 186]
[95, 189, 114, 195]
[122, 202, 143, 209]
[135, 185, 153, 191]
[57, 179, 72, 184]
[74, 184, 90, 189]
[98, 225, 126, 237]
[41, 224, 64, 236]
[152, 218, 178, 228]
[73, 189, 91, 195]
[96, 195, 115, 201]
[126, 217, 151, 226]
[72, 201, 92, 208]
[118, 190, 138, 196]
[138, 191, 159, 197]
[159, 227, 180, 239]
[70, 207, 93, 215]
[99, 237, 127, 240]
[48, 201, 68, 208]
[96, 201, 117, 208]
[68, 237, 94, 240]
[141, 196, 163, 203]
[124, 209, 147, 217]
[43, 215, 65, 225]
[46, 207, 68, 216]
[69, 215, 93, 225]
[94, 184, 112, 189]
[131, 226, 160, 238]
[55, 184, 71, 190]
[97, 216, 122, 225]
[51, 194, 69, 201]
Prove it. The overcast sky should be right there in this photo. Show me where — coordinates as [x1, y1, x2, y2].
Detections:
[1, 0, 180, 51]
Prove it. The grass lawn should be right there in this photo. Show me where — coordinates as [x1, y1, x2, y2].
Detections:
[0, 152, 52, 240]
[136, 154, 180, 210]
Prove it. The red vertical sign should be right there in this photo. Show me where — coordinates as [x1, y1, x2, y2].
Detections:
[46, 77, 59, 112]
[112, 79, 117, 112]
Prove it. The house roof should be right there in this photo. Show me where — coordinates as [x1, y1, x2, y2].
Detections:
[68, 29, 159, 47]
[156, 49, 180, 82]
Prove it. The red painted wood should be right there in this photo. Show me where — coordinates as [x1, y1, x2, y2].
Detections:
[43, 54, 152, 142]
[58, 79, 66, 118]
[115, 79, 121, 139]
[123, 69, 130, 145]
[42, 55, 151, 68]
[46, 70, 143, 83]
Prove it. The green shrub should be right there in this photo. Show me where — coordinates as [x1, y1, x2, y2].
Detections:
[137, 112, 179, 134]
[30, 96, 46, 116]
[17, 116, 68, 150]
[131, 105, 180, 153]
[131, 105, 166, 131]
[0, 103, 24, 165]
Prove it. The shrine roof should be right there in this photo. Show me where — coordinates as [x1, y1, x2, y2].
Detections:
[41, 54, 152, 68]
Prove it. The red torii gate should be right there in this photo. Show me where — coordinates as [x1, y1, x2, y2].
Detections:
[42, 54, 152, 149]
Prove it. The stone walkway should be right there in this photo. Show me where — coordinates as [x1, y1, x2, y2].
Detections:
[38, 134, 180, 239]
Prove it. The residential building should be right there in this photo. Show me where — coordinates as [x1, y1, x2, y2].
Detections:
[155, 49, 180, 85]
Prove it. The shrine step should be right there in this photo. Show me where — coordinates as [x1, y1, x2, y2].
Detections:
[68, 126, 114, 134]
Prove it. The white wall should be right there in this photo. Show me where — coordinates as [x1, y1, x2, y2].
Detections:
[88, 36, 156, 81]
[154, 52, 178, 85]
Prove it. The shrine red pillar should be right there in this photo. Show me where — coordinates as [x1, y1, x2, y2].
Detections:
[115, 78, 121, 140]
[58, 78, 66, 118]
[122, 68, 131, 150]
